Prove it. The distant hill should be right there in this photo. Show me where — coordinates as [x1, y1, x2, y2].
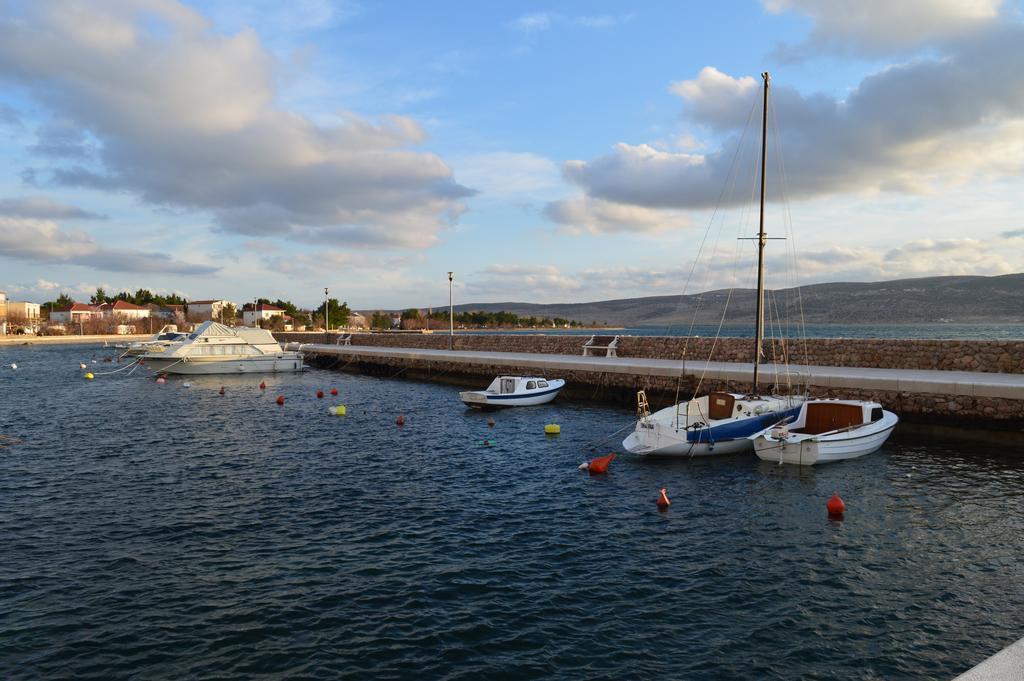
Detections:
[431, 273, 1024, 326]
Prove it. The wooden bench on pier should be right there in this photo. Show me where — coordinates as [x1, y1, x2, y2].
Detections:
[582, 335, 619, 357]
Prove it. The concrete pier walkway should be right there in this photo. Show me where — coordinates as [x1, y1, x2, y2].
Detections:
[295, 344, 1024, 400]
[954, 635, 1024, 679]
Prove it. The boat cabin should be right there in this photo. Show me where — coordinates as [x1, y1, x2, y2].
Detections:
[485, 376, 554, 394]
[791, 400, 884, 435]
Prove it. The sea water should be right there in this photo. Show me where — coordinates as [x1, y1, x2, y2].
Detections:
[1, 344, 1023, 679]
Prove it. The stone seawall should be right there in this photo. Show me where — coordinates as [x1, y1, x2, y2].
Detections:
[300, 352, 1024, 430]
[276, 332, 1024, 374]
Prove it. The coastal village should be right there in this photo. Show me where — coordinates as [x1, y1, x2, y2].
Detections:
[0, 288, 585, 336]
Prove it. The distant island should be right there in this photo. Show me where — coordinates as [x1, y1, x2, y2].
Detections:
[435, 273, 1024, 327]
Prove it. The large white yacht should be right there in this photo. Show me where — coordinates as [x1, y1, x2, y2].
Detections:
[122, 325, 190, 356]
[139, 321, 303, 375]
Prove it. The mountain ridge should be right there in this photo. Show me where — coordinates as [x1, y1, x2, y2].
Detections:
[410, 273, 1024, 326]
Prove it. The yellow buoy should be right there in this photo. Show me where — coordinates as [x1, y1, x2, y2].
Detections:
[84, 372, 94, 380]
[329, 405, 347, 416]
[544, 423, 560, 435]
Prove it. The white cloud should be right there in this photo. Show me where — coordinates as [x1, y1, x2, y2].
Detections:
[0, 0, 472, 252]
[0, 215, 218, 275]
[764, 0, 1003, 55]
[556, 23, 1024, 212]
[453, 152, 563, 199]
[545, 195, 691, 234]
[0, 196, 105, 220]
[508, 11, 631, 33]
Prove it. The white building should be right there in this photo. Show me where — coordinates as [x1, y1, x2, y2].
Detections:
[188, 299, 234, 321]
[50, 303, 101, 325]
[99, 300, 151, 320]
[6, 301, 41, 333]
[348, 312, 368, 329]
[243, 303, 285, 327]
[0, 290, 6, 335]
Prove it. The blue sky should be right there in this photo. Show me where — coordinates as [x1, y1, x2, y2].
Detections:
[1, 0, 1023, 310]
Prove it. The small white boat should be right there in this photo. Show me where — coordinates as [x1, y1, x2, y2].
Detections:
[750, 399, 898, 465]
[123, 325, 190, 356]
[140, 321, 303, 375]
[460, 376, 565, 408]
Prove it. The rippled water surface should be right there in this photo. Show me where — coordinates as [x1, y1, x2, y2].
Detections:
[2, 344, 1023, 680]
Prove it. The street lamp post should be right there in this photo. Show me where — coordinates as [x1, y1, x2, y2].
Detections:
[324, 287, 329, 337]
[447, 271, 454, 351]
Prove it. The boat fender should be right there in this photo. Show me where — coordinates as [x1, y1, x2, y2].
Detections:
[84, 372, 94, 380]
[587, 453, 615, 475]
[656, 488, 671, 510]
[544, 424, 560, 435]
[329, 405, 346, 416]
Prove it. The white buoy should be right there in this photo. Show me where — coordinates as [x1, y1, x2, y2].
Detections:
[578, 462, 589, 471]
[79, 362, 87, 369]
[183, 382, 191, 388]
[10, 363, 16, 370]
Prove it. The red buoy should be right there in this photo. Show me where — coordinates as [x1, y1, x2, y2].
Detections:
[656, 488, 671, 510]
[259, 381, 266, 390]
[330, 388, 338, 396]
[218, 387, 225, 395]
[316, 390, 324, 398]
[396, 413, 406, 426]
[588, 453, 615, 475]
[276, 395, 285, 406]
[827, 493, 845, 518]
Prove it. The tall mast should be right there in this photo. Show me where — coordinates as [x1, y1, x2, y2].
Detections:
[752, 71, 770, 393]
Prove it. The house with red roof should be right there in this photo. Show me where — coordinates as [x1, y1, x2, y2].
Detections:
[98, 300, 151, 321]
[242, 303, 285, 327]
[50, 303, 101, 325]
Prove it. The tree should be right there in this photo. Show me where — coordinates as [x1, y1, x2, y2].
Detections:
[370, 311, 391, 329]
[324, 298, 350, 328]
[90, 287, 108, 304]
[220, 303, 237, 324]
[54, 293, 75, 308]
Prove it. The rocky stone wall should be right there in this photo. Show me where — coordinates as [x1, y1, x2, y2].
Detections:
[300, 353, 1024, 429]
[275, 332, 1024, 374]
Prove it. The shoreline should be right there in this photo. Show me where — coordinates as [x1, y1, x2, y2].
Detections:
[0, 334, 151, 346]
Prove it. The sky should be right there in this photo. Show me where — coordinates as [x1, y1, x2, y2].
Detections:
[0, 0, 1023, 310]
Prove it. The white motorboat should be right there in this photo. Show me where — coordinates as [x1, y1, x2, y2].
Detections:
[139, 321, 303, 375]
[623, 71, 806, 458]
[460, 376, 565, 408]
[623, 392, 805, 456]
[750, 399, 898, 465]
[122, 325, 190, 356]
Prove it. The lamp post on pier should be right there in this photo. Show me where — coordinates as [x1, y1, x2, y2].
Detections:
[447, 272, 454, 351]
[323, 287, 329, 336]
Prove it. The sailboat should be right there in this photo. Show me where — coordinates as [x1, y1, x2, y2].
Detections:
[622, 72, 805, 457]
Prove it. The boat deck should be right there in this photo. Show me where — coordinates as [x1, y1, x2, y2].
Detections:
[294, 344, 1024, 400]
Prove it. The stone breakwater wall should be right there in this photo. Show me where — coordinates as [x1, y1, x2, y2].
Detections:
[299, 352, 1024, 430]
[276, 332, 1024, 374]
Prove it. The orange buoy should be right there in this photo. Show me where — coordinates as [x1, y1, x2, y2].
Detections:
[487, 417, 495, 428]
[827, 493, 845, 518]
[396, 413, 406, 426]
[276, 395, 285, 406]
[656, 488, 671, 510]
[219, 387, 225, 395]
[316, 390, 324, 399]
[330, 388, 338, 396]
[259, 381, 266, 390]
[588, 453, 615, 475]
